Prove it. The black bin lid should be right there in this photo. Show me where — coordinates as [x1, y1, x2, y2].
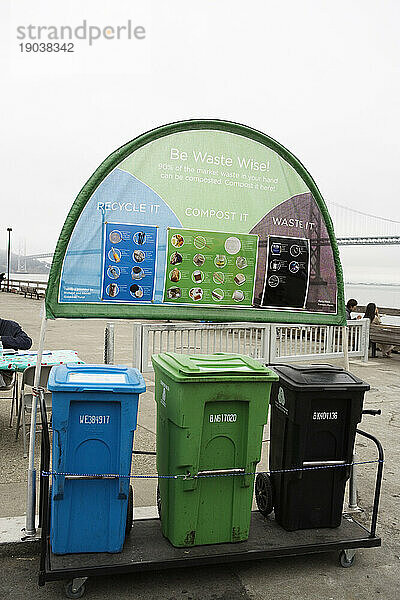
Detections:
[271, 364, 370, 392]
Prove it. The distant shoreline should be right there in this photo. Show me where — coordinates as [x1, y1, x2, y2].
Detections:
[8, 275, 400, 287]
[355, 306, 400, 317]
[346, 282, 400, 287]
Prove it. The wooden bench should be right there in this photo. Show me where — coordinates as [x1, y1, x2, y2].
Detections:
[370, 324, 400, 357]
[20, 285, 40, 299]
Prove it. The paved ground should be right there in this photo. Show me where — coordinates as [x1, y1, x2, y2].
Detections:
[0, 293, 399, 599]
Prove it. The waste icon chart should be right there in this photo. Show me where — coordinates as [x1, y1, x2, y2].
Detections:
[47, 120, 345, 325]
[261, 236, 310, 309]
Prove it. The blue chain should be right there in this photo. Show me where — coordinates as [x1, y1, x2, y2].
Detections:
[41, 459, 383, 480]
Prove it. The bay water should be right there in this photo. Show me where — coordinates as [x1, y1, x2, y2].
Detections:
[9, 273, 400, 312]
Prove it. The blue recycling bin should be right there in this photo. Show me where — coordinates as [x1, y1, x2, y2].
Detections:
[48, 363, 146, 554]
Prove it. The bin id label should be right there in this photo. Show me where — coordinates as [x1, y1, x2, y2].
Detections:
[276, 387, 288, 415]
[312, 411, 338, 420]
[209, 413, 237, 423]
[79, 415, 110, 425]
[160, 380, 169, 407]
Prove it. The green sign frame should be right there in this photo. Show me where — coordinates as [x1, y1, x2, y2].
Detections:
[45, 119, 345, 325]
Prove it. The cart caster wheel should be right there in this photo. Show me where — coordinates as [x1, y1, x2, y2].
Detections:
[339, 550, 356, 568]
[65, 582, 86, 599]
[157, 484, 161, 520]
[125, 485, 133, 537]
[255, 473, 274, 517]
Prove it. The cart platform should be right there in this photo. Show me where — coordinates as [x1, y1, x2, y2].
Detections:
[41, 511, 380, 583]
[38, 393, 384, 597]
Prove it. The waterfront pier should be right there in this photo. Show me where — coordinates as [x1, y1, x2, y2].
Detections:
[1, 294, 399, 599]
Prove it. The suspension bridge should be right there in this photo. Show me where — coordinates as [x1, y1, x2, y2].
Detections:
[14, 201, 400, 270]
[326, 201, 400, 246]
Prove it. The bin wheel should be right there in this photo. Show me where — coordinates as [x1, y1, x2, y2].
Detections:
[339, 550, 356, 568]
[157, 484, 161, 520]
[125, 485, 133, 538]
[255, 473, 274, 517]
[65, 582, 86, 599]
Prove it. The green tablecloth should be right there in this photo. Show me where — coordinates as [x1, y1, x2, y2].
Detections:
[0, 350, 84, 372]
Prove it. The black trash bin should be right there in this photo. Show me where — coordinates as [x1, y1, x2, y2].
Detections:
[260, 364, 370, 531]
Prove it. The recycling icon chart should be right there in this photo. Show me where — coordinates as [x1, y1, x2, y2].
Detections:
[102, 223, 158, 303]
[48, 120, 345, 324]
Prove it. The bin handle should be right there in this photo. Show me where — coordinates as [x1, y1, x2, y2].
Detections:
[194, 468, 245, 478]
[303, 367, 344, 374]
[273, 364, 344, 374]
[64, 475, 120, 480]
[302, 460, 346, 467]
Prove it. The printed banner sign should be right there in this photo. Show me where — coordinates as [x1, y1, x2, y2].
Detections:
[46, 120, 345, 324]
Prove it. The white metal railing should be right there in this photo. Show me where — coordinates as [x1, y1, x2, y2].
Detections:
[132, 319, 369, 373]
[133, 322, 271, 372]
[269, 319, 370, 363]
[0, 278, 47, 297]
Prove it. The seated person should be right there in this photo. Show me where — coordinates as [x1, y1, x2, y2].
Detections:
[0, 318, 32, 387]
[363, 303, 394, 358]
[346, 298, 362, 320]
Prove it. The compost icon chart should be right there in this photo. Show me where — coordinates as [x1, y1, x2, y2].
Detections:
[101, 223, 158, 302]
[163, 228, 258, 307]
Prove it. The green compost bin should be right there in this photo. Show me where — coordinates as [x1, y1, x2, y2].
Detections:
[151, 352, 278, 547]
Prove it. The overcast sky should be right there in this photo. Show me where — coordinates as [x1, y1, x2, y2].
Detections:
[2, 0, 400, 282]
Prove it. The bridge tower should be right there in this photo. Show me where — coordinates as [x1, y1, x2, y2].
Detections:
[308, 201, 327, 285]
[17, 239, 27, 273]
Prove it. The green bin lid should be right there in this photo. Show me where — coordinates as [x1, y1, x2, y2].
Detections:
[151, 352, 279, 381]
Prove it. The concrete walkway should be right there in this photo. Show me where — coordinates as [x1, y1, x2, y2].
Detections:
[0, 293, 399, 599]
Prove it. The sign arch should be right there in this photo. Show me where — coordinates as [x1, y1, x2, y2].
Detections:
[46, 119, 345, 324]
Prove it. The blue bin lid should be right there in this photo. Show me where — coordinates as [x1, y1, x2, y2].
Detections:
[48, 363, 146, 394]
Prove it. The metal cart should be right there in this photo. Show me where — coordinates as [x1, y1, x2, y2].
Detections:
[37, 395, 383, 598]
